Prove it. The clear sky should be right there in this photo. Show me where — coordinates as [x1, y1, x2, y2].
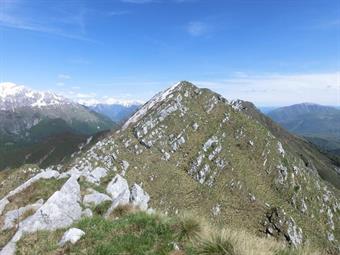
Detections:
[0, 0, 339, 106]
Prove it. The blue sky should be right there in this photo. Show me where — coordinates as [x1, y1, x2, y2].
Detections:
[0, 0, 339, 106]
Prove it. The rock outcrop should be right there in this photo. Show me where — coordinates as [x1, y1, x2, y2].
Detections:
[83, 189, 112, 206]
[2, 199, 44, 230]
[130, 184, 150, 210]
[58, 228, 85, 246]
[0, 175, 82, 255]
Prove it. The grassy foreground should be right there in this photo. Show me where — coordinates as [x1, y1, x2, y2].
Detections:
[16, 208, 321, 255]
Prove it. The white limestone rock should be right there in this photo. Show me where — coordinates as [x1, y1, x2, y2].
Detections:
[203, 136, 219, 152]
[59, 228, 85, 246]
[81, 208, 93, 218]
[276, 164, 288, 185]
[212, 204, 221, 216]
[287, 217, 303, 247]
[105, 175, 130, 217]
[277, 142, 285, 157]
[0, 169, 59, 216]
[85, 167, 108, 184]
[130, 184, 150, 210]
[2, 199, 44, 230]
[0, 176, 82, 255]
[106, 175, 130, 202]
[0, 198, 9, 216]
[83, 189, 112, 206]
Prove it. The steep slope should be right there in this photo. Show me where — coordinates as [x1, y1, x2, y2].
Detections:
[0, 130, 110, 170]
[62, 81, 339, 252]
[0, 82, 339, 254]
[267, 103, 340, 155]
[89, 103, 140, 124]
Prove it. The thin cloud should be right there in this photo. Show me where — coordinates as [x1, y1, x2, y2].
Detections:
[0, 1, 97, 42]
[58, 74, 71, 80]
[186, 21, 209, 36]
[194, 71, 340, 106]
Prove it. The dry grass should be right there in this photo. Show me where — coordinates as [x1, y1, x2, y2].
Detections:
[184, 213, 322, 255]
[107, 203, 139, 219]
[196, 227, 323, 255]
[176, 213, 204, 242]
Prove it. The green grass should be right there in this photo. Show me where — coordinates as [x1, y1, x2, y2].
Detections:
[93, 201, 112, 216]
[15, 210, 325, 255]
[17, 212, 191, 255]
[4, 178, 66, 213]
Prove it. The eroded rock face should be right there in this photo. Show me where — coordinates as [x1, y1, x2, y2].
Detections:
[263, 207, 303, 247]
[83, 189, 111, 206]
[58, 228, 85, 246]
[130, 184, 150, 210]
[0, 176, 82, 255]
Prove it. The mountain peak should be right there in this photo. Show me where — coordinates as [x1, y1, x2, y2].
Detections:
[0, 82, 25, 98]
[0, 82, 73, 111]
[122, 81, 197, 130]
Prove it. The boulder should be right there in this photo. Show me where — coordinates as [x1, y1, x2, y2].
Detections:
[58, 228, 85, 246]
[83, 189, 111, 206]
[106, 175, 130, 203]
[130, 184, 150, 210]
[105, 175, 130, 217]
[85, 167, 108, 184]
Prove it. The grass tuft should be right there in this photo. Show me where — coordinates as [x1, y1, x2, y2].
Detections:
[108, 204, 138, 219]
[93, 201, 112, 216]
[176, 213, 203, 241]
[197, 233, 236, 255]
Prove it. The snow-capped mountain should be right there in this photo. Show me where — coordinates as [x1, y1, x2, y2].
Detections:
[0, 82, 73, 111]
[0, 82, 115, 142]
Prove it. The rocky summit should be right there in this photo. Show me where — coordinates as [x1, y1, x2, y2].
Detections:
[0, 81, 339, 254]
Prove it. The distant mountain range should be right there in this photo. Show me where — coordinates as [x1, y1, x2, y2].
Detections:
[267, 103, 340, 155]
[88, 103, 140, 124]
[0, 82, 116, 170]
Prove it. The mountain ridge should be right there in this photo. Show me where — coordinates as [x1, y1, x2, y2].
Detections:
[63, 81, 339, 251]
[0, 81, 339, 254]
[267, 103, 340, 156]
